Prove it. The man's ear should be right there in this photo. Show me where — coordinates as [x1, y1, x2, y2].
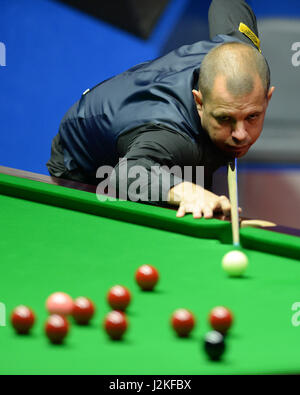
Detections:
[267, 86, 275, 103]
[192, 89, 204, 116]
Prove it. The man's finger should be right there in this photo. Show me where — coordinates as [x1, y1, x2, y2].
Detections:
[176, 203, 186, 218]
[203, 206, 214, 219]
[219, 195, 231, 216]
[193, 206, 203, 219]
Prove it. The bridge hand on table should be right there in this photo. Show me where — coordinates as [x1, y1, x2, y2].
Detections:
[168, 182, 242, 219]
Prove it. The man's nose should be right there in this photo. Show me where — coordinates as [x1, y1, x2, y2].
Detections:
[232, 122, 248, 143]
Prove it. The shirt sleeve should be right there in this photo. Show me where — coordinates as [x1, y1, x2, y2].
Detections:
[110, 126, 201, 205]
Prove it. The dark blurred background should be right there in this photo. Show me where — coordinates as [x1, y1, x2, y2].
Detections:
[0, 0, 299, 227]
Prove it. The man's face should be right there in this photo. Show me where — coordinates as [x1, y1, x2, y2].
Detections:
[193, 74, 275, 158]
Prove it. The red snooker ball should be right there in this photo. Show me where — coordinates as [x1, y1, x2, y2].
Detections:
[209, 306, 233, 334]
[171, 309, 195, 337]
[107, 285, 131, 311]
[11, 306, 35, 335]
[45, 314, 69, 344]
[135, 265, 159, 291]
[72, 297, 95, 325]
[104, 311, 128, 340]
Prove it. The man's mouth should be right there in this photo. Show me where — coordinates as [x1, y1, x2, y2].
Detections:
[227, 145, 248, 152]
[224, 144, 249, 158]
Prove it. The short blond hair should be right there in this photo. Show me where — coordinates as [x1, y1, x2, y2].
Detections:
[199, 42, 270, 103]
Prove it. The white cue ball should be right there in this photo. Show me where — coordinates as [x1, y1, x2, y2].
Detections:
[222, 250, 248, 277]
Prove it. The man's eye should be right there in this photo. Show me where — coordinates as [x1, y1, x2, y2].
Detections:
[247, 114, 259, 120]
[217, 116, 230, 122]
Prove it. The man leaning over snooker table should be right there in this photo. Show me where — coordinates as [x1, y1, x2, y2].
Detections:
[47, 0, 275, 218]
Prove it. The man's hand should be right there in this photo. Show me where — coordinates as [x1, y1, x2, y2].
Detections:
[168, 181, 238, 219]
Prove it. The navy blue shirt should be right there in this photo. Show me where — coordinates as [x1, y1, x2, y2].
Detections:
[58, 35, 241, 202]
[59, 35, 240, 168]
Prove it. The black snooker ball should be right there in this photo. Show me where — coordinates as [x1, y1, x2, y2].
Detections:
[203, 331, 226, 361]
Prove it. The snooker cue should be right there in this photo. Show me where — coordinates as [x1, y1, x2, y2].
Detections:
[227, 159, 240, 247]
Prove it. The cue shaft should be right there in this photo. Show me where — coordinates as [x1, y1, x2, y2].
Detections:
[227, 159, 240, 246]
